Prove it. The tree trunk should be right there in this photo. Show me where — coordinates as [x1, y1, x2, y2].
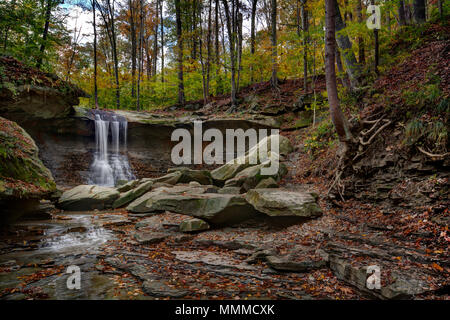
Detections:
[270, 0, 277, 88]
[153, 0, 159, 77]
[128, 0, 137, 98]
[109, 0, 120, 109]
[199, 6, 208, 104]
[160, 0, 164, 82]
[301, 1, 308, 92]
[398, 1, 406, 26]
[356, 0, 364, 64]
[192, 0, 198, 60]
[370, 0, 379, 75]
[215, 0, 222, 95]
[250, 0, 257, 84]
[236, 11, 243, 92]
[206, 0, 212, 100]
[37, 0, 52, 68]
[92, 0, 99, 109]
[136, 0, 144, 110]
[325, 0, 353, 144]
[222, 0, 237, 107]
[413, 0, 426, 23]
[175, 0, 185, 105]
[334, 0, 361, 89]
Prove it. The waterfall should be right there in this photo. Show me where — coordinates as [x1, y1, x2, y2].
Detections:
[90, 111, 135, 186]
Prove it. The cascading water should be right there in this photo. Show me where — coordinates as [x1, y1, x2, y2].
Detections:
[89, 111, 135, 186]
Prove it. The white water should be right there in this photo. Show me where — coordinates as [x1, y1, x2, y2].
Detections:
[39, 215, 113, 252]
[90, 112, 135, 186]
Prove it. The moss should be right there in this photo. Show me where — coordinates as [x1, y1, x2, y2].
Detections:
[0, 117, 56, 198]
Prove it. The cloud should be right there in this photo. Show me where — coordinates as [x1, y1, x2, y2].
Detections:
[64, 5, 94, 44]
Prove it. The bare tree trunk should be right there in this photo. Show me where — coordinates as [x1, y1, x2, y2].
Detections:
[222, 0, 237, 107]
[215, 0, 222, 94]
[370, 0, 379, 75]
[250, 0, 257, 84]
[270, 0, 277, 88]
[220, 9, 227, 80]
[192, 0, 198, 60]
[153, 0, 159, 77]
[356, 0, 364, 64]
[236, 11, 243, 92]
[37, 0, 52, 68]
[160, 0, 164, 82]
[128, 0, 137, 98]
[325, 0, 353, 144]
[413, 0, 426, 23]
[206, 0, 212, 100]
[110, 0, 120, 109]
[92, 0, 99, 109]
[438, 0, 443, 18]
[334, 0, 361, 88]
[145, 38, 152, 79]
[398, 0, 407, 26]
[136, 0, 144, 110]
[199, 5, 207, 103]
[175, 0, 185, 105]
[301, 0, 308, 92]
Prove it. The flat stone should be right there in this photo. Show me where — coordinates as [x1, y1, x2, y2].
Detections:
[245, 189, 322, 218]
[58, 185, 119, 211]
[142, 280, 188, 298]
[127, 185, 257, 225]
[173, 250, 255, 270]
[266, 255, 326, 272]
[133, 231, 170, 244]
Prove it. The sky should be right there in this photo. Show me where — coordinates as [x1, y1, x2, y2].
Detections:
[62, 1, 257, 46]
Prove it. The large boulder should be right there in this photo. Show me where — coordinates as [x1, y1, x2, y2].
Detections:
[58, 185, 119, 211]
[211, 134, 293, 183]
[112, 179, 154, 208]
[245, 189, 322, 218]
[127, 184, 215, 213]
[0, 116, 56, 222]
[223, 154, 287, 192]
[127, 185, 257, 225]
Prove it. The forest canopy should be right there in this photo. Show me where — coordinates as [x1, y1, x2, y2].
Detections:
[0, 0, 447, 110]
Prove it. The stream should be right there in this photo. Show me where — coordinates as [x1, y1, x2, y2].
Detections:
[0, 212, 130, 300]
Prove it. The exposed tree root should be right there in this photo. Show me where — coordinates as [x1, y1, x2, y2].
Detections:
[417, 146, 449, 159]
[329, 117, 392, 197]
[359, 119, 391, 145]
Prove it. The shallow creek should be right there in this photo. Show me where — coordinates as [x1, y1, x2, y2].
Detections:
[0, 212, 137, 300]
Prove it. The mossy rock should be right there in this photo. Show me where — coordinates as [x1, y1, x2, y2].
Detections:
[0, 116, 56, 201]
[113, 180, 154, 208]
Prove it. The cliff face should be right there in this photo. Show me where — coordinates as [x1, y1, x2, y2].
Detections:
[0, 56, 279, 187]
[0, 56, 88, 121]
